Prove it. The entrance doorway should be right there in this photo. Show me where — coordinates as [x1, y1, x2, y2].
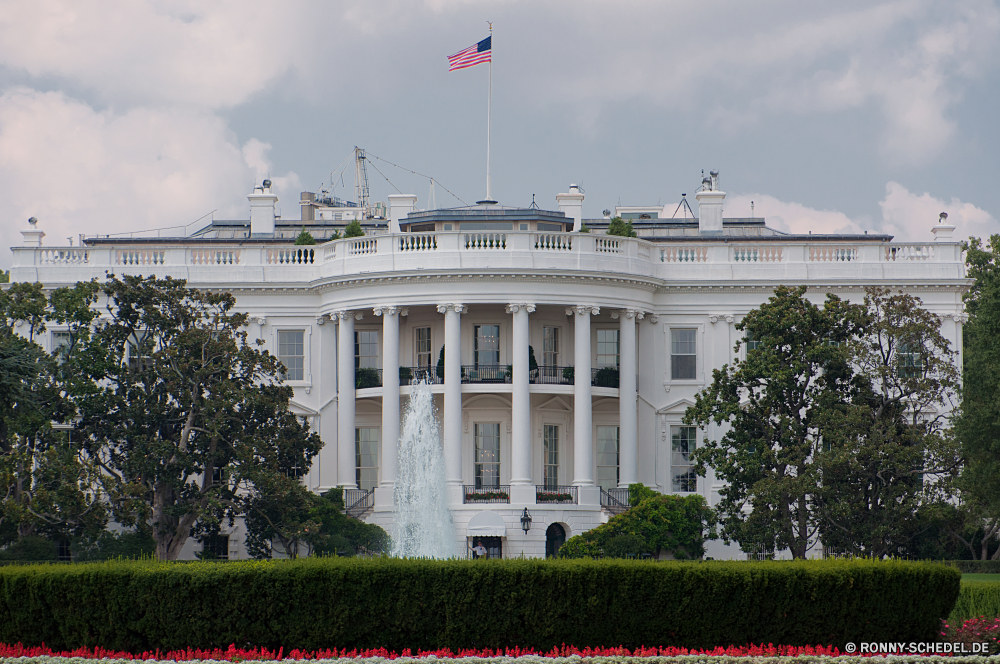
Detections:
[545, 523, 566, 558]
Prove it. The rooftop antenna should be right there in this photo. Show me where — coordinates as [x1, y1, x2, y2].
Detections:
[751, 201, 755, 219]
[672, 193, 695, 219]
[354, 146, 371, 217]
[428, 177, 437, 210]
[529, 193, 539, 210]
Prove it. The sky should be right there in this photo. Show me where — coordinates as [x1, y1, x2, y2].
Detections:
[1, 0, 999, 268]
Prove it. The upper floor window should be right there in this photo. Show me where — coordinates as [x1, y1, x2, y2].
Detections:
[474, 422, 501, 488]
[744, 329, 762, 352]
[542, 326, 560, 366]
[278, 330, 305, 381]
[897, 342, 923, 379]
[596, 329, 619, 368]
[474, 325, 500, 366]
[596, 425, 620, 491]
[355, 330, 379, 369]
[543, 425, 559, 489]
[415, 327, 433, 368]
[356, 427, 379, 491]
[51, 330, 71, 362]
[127, 331, 154, 371]
[671, 329, 697, 380]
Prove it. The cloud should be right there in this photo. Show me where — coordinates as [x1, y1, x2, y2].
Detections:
[879, 181, 998, 242]
[724, 193, 865, 236]
[0, 88, 298, 267]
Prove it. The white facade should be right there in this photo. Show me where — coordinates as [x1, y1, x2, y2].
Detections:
[8, 180, 968, 560]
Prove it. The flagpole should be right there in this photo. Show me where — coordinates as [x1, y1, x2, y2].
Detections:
[486, 22, 493, 202]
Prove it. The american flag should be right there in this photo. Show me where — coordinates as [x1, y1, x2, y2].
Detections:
[448, 36, 491, 71]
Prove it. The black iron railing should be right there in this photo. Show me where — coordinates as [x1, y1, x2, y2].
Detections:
[535, 485, 578, 504]
[399, 366, 442, 385]
[533, 366, 575, 385]
[344, 488, 374, 520]
[463, 485, 511, 504]
[355, 367, 382, 389]
[600, 487, 629, 514]
[591, 366, 620, 388]
[461, 365, 510, 384]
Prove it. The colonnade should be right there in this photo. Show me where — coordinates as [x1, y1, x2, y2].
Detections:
[329, 303, 643, 500]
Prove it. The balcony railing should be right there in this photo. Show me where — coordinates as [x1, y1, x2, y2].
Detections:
[461, 365, 510, 384]
[535, 485, 578, 504]
[533, 365, 574, 385]
[344, 488, 374, 520]
[399, 366, 442, 385]
[463, 485, 511, 504]
[600, 487, 629, 514]
[355, 367, 382, 389]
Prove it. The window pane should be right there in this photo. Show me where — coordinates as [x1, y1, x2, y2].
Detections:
[355, 427, 379, 491]
[671, 329, 696, 380]
[543, 425, 559, 489]
[671, 426, 697, 492]
[542, 327, 559, 366]
[596, 329, 620, 368]
[745, 329, 761, 352]
[596, 425, 620, 490]
[474, 325, 500, 366]
[475, 422, 501, 488]
[416, 327, 432, 368]
[278, 330, 305, 381]
[355, 330, 379, 369]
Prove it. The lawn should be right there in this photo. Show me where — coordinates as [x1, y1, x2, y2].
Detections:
[962, 573, 1000, 583]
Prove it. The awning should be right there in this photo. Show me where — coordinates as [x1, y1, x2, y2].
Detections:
[467, 510, 507, 537]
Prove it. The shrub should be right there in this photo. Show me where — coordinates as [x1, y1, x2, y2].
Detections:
[0, 536, 57, 562]
[602, 533, 648, 558]
[606, 217, 637, 238]
[399, 366, 413, 384]
[560, 493, 713, 560]
[628, 483, 659, 507]
[355, 367, 381, 389]
[0, 558, 959, 651]
[71, 531, 155, 562]
[294, 229, 317, 245]
[592, 367, 619, 388]
[344, 221, 365, 238]
[951, 581, 1000, 622]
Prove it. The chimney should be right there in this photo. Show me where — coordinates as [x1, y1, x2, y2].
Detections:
[249, 180, 278, 235]
[21, 217, 44, 246]
[556, 184, 585, 231]
[932, 211, 955, 242]
[695, 170, 724, 235]
[300, 192, 315, 221]
[388, 194, 417, 233]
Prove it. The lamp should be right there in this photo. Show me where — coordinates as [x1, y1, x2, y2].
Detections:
[520, 508, 532, 534]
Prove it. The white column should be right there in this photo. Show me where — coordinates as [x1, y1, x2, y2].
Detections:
[376, 306, 404, 490]
[508, 303, 535, 492]
[438, 304, 466, 494]
[315, 314, 339, 491]
[617, 309, 639, 487]
[336, 310, 357, 488]
[571, 305, 598, 487]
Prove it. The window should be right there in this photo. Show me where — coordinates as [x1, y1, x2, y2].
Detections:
[474, 325, 500, 366]
[671, 426, 697, 492]
[415, 327, 432, 368]
[51, 330, 71, 362]
[127, 331, 154, 371]
[744, 329, 761, 352]
[355, 330, 379, 369]
[596, 426, 620, 491]
[201, 533, 229, 560]
[474, 422, 501, 488]
[671, 329, 697, 380]
[471, 536, 502, 559]
[278, 330, 305, 381]
[596, 329, 619, 368]
[355, 427, 379, 491]
[543, 425, 559, 489]
[542, 326, 560, 366]
[897, 343, 923, 378]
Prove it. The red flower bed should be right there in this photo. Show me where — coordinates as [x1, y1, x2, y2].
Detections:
[0, 643, 847, 660]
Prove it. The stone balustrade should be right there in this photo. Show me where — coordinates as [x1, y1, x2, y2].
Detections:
[9, 232, 965, 285]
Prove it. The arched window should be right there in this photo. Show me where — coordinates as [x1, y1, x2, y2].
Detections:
[545, 523, 566, 558]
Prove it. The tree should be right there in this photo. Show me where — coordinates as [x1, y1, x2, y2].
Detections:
[0, 269, 8, 284]
[813, 287, 960, 558]
[343, 220, 365, 238]
[0, 281, 108, 546]
[294, 228, 317, 245]
[606, 217, 637, 238]
[72, 275, 322, 560]
[953, 235, 1000, 558]
[684, 285, 864, 558]
[559, 492, 713, 559]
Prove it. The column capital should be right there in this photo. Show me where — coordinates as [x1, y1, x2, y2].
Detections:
[611, 308, 642, 320]
[373, 305, 401, 317]
[253, 316, 267, 326]
[437, 303, 467, 314]
[505, 303, 536, 314]
[315, 314, 328, 326]
[334, 310, 364, 321]
[949, 312, 969, 323]
[708, 314, 734, 324]
[648, 314, 660, 323]
[569, 305, 600, 316]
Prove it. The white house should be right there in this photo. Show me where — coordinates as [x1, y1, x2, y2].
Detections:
[8, 173, 968, 560]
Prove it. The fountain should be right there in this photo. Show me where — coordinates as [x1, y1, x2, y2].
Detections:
[392, 380, 457, 558]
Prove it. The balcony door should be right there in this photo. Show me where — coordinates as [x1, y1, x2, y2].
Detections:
[474, 422, 501, 489]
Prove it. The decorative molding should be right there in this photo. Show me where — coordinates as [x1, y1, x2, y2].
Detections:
[463, 412, 469, 434]
[399, 307, 409, 317]
[660, 414, 667, 441]
[573, 305, 600, 316]
[948, 312, 969, 323]
[648, 315, 660, 323]
[636, 311, 646, 320]
[373, 305, 401, 317]
[315, 315, 327, 326]
[436, 303, 468, 315]
[253, 316, 267, 326]
[709, 314, 734, 324]
[505, 303, 537, 314]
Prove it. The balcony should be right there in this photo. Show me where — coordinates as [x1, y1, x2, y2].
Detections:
[535, 485, 578, 504]
[463, 485, 511, 504]
[355, 367, 382, 389]
[461, 365, 509, 384]
[10, 231, 964, 286]
[600, 487, 629, 514]
[399, 366, 442, 385]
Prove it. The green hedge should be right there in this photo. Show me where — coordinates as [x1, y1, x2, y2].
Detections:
[952, 581, 1000, 622]
[0, 558, 959, 652]
[944, 560, 1000, 573]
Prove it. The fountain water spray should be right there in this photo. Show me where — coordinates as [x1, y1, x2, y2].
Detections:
[392, 380, 457, 558]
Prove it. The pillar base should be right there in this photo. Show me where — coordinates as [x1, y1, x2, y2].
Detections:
[509, 484, 536, 505]
[446, 482, 465, 506]
[374, 485, 395, 510]
[576, 485, 601, 506]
